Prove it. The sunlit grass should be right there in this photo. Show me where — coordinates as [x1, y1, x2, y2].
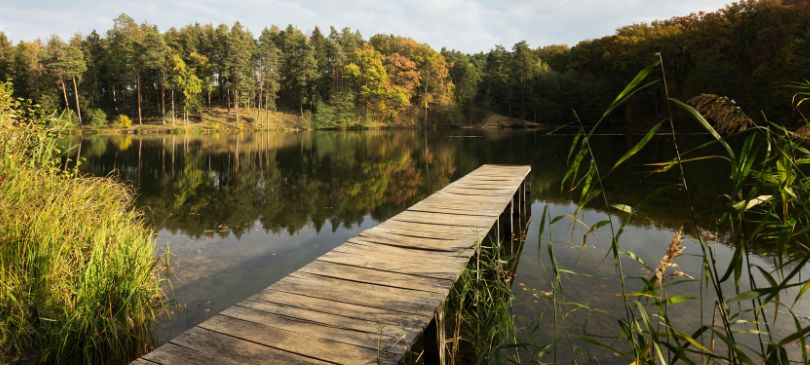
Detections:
[0, 86, 163, 364]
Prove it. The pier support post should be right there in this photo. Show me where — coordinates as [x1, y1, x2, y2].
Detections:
[424, 304, 446, 365]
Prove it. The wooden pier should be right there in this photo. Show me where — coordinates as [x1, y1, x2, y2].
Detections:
[133, 164, 531, 365]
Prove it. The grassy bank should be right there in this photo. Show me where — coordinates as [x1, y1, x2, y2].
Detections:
[0, 82, 162, 364]
[85, 107, 306, 135]
[74, 106, 544, 135]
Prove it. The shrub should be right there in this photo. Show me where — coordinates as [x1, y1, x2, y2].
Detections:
[87, 108, 108, 128]
[114, 114, 133, 129]
[313, 101, 338, 129]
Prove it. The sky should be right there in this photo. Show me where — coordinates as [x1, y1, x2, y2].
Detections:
[0, 0, 734, 53]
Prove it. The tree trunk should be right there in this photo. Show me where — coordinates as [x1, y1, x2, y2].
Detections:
[71, 76, 82, 126]
[257, 80, 263, 128]
[160, 70, 166, 125]
[424, 105, 428, 128]
[135, 72, 143, 126]
[171, 88, 176, 128]
[235, 88, 240, 127]
[59, 76, 69, 113]
[264, 98, 270, 129]
[112, 86, 119, 113]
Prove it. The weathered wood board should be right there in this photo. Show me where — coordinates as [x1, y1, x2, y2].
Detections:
[134, 164, 531, 365]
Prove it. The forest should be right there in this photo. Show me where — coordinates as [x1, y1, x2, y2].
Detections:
[0, 0, 808, 130]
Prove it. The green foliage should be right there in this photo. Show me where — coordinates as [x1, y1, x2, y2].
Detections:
[345, 44, 409, 120]
[172, 54, 202, 118]
[313, 100, 338, 129]
[446, 237, 520, 363]
[542, 61, 810, 364]
[279, 25, 318, 113]
[0, 103, 161, 363]
[0, 81, 16, 124]
[86, 108, 108, 127]
[114, 114, 132, 128]
[0, 15, 463, 129]
[1, 2, 807, 130]
[313, 90, 362, 129]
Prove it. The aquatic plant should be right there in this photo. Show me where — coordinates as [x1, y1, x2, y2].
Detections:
[443, 232, 525, 364]
[535, 59, 810, 364]
[687, 93, 754, 134]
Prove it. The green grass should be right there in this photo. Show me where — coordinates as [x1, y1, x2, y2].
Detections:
[0, 82, 163, 364]
[443, 237, 523, 364]
[78, 107, 307, 135]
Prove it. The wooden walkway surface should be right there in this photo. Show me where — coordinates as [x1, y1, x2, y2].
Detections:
[133, 164, 531, 365]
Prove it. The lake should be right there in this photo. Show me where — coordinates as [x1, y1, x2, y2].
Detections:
[66, 130, 809, 363]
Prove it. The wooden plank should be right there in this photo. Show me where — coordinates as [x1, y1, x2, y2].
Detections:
[374, 223, 487, 242]
[394, 210, 495, 227]
[139, 342, 241, 365]
[368, 225, 468, 241]
[169, 327, 328, 365]
[237, 298, 417, 343]
[271, 273, 443, 314]
[129, 358, 158, 365]
[412, 198, 507, 210]
[284, 271, 445, 308]
[135, 164, 531, 365]
[346, 238, 474, 259]
[406, 205, 502, 217]
[331, 243, 470, 267]
[199, 315, 395, 364]
[299, 259, 454, 294]
[220, 305, 410, 354]
[236, 300, 421, 358]
[316, 250, 463, 281]
[356, 231, 472, 251]
[247, 289, 430, 328]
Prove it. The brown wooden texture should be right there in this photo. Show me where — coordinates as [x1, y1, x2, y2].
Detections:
[133, 164, 530, 365]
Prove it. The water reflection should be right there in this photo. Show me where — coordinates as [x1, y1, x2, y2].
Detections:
[66, 130, 808, 361]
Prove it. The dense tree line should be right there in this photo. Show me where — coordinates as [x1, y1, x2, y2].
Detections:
[0, 15, 455, 128]
[1, 0, 808, 129]
[451, 0, 810, 127]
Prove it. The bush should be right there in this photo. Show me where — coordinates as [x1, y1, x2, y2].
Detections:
[87, 108, 108, 128]
[114, 114, 133, 128]
[313, 91, 361, 129]
[313, 101, 338, 129]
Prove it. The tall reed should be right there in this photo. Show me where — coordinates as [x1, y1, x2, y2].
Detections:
[535, 59, 809, 364]
[444, 237, 522, 364]
[0, 81, 163, 364]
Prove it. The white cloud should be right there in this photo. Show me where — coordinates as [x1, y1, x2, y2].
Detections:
[0, 0, 733, 52]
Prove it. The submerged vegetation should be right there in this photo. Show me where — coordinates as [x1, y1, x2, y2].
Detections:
[0, 81, 162, 364]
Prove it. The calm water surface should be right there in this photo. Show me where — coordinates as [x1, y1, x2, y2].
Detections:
[67, 130, 809, 363]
